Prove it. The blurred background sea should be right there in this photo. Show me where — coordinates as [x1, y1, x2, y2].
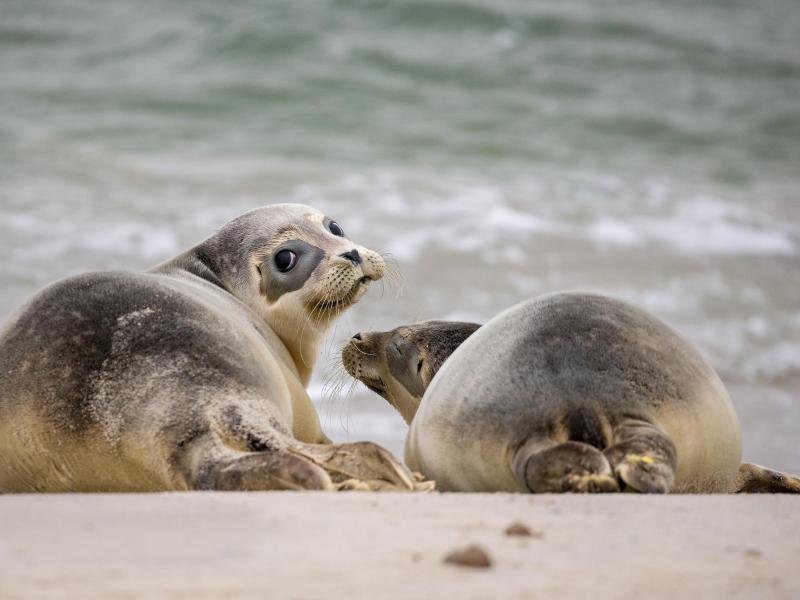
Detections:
[1, 0, 798, 469]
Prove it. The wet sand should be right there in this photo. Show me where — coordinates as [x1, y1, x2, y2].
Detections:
[1, 493, 798, 599]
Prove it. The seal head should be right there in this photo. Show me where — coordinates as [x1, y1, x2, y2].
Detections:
[165, 204, 386, 383]
[342, 321, 479, 423]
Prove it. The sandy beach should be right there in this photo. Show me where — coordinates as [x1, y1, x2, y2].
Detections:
[1, 492, 798, 599]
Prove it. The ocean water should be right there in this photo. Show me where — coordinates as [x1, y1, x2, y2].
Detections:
[1, 0, 799, 471]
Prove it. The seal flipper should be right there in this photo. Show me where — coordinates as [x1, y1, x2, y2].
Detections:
[735, 463, 800, 493]
[513, 440, 620, 493]
[180, 432, 418, 492]
[289, 440, 417, 491]
[603, 420, 677, 494]
[174, 404, 417, 492]
[195, 446, 335, 491]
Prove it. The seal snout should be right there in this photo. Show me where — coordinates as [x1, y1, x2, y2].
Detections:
[345, 330, 378, 355]
[356, 248, 385, 283]
[342, 331, 387, 398]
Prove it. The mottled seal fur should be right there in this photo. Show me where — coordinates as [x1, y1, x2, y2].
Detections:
[344, 293, 800, 494]
[0, 204, 417, 492]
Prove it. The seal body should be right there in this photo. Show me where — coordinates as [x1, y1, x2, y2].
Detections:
[406, 293, 741, 493]
[0, 204, 416, 493]
[345, 293, 799, 493]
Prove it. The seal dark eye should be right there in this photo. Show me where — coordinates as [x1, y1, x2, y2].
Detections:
[274, 249, 298, 272]
[417, 358, 424, 374]
[328, 220, 345, 237]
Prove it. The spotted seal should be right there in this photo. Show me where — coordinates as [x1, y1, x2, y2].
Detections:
[0, 204, 417, 492]
[344, 293, 799, 493]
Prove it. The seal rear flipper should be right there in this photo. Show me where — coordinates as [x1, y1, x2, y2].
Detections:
[512, 440, 620, 493]
[735, 463, 800, 493]
[603, 420, 677, 494]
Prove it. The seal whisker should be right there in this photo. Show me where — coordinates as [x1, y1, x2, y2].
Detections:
[319, 337, 354, 428]
[337, 377, 359, 437]
[377, 251, 405, 297]
[320, 360, 348, 428]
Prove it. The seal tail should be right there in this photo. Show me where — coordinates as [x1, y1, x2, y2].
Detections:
[734, 463, 800, 493]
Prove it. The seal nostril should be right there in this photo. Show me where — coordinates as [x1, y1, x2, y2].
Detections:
[352, 333, 362, 340]
[339, 249, 361, 265]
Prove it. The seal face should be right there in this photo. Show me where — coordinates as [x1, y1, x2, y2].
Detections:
[345, 293, 800, 494]
[0, 203, 420, 493]
[342, 321, 480, 424]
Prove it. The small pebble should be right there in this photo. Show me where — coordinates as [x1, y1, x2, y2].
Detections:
[504, 521, 541, 538]
[443, 545, 492, 569]
[743, 548, 763, 559]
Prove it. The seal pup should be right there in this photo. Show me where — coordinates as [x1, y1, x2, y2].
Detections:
[343, 293, 800, 493]
[0, 204, 417, 492]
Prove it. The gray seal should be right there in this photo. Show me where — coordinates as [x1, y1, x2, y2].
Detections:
[343, 293, 800, 493]
[0, 204, 417, 492]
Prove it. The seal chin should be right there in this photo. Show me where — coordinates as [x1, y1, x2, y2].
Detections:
[363, 378, 387, 398]
[345, 276, 372, 302]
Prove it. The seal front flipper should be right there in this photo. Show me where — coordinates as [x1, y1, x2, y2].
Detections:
[290, 441, 416, 491]
[603, 419, 677, 494]
[178, 404, 416, 492]
[734, 463, 800, 493]
[170, 408, 330, 491]
[512, 440, 620, 493]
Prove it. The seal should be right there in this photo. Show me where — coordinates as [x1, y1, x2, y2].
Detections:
[0, 203, 418, 492]
[343, 293, 800, 493]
